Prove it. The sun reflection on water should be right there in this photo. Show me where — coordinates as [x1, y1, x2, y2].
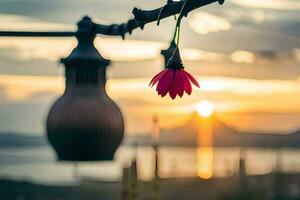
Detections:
[196, 109, 214, 179]
[197, 147, 214, 179]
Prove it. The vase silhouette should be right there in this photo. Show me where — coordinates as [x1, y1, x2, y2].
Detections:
[47, 16, 124, 161]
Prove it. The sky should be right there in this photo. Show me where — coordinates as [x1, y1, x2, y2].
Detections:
[0, 0, 299, 135]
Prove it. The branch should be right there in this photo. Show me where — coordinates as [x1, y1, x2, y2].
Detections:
[95, 0, 224, 38]
[95, 19, 143, 39]
[0, 0, 224, 38]
[134, 0, 224, 23]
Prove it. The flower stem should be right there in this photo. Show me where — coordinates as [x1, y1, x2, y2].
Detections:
[172, 0, 189, 46]
[168, 0, 189, 64]
[176, 22, 181, 46]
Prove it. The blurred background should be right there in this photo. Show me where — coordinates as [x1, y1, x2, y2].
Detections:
[0, 0, 300, 199]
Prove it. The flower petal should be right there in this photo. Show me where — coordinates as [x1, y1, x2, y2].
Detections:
[169, 71, 177, 99]
[183, 70, 200, 88]
[149, 69, 168, 87]
[176, 70, 185, 97]
[149, 74, 160, 87]
[157, 70, 173, 97]
[181, 72, 192, 95]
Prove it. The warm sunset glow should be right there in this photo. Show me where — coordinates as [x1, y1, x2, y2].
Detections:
[197, 147, 214, 179]
[196, 100, 214, 117]
[196, 113, 214, 179]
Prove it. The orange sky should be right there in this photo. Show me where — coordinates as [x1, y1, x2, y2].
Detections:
[1, 74, 300, 134]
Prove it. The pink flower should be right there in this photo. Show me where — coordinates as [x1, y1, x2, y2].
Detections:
[149, 68, 200, 99]
[151, 43, 200, 99]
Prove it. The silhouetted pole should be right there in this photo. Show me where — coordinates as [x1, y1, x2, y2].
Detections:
[122, 167, 131, 200]
[152, 115, 160, 180]
[152, 115, 161, 200]
[130, 159, 138, 200]
[274, 149, 283, 200]
[275, 149, 283, 173]
[121, 143, 139, 200]
[122, 159, 138, 200]
[154, 145, 159, 179]
[238, 148, 247, 189]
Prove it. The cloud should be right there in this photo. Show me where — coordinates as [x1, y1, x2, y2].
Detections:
[1, 74, 300, 102]
[229, 49, 300, 64]
[97, 38, 164, 62]
[250, 10, 266, 24]
[0, 37, 163, 62]
[224, 9, 266, 24]
[0, 37, 75, 61]
[231, 50, 255, 64]
[181, 48, 225, 62]
[0, 34, 227, 64]
[188, 12, 232, 35]
[231, 0, 300, 10]
[282, 22, 300, 37]
[293, 48, 300, 62]
[255, 49, 300, 63]
[0, 74, 63, 101]
[200, 76, 300, 95]
[0, 14, 74, 31]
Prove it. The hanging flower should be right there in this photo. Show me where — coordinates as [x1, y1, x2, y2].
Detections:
[150, 47, 200, 99]
[149, 68, 200, 99]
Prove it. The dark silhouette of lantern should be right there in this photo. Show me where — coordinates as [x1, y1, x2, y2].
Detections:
[46, 16, 124, 161]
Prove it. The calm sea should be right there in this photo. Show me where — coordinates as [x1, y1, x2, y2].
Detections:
[1, 146, 300, 185]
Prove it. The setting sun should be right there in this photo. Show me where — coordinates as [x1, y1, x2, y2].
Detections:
[196, 100, 214, 117]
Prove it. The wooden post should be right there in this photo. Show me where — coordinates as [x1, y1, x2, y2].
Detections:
[122, 167, 130, 200]
[238, 148, 247, 189]
[152, 115, 161, 200]
[152, 115, 160, 180]
[130, 159, 138, 200]
[121, 159, 138, 200]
